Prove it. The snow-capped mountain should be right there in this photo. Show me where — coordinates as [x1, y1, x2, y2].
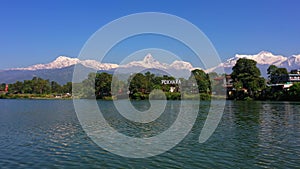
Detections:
[1, 54, 196, 84]
[11, 56, 119, 71]
[169, 60, 194, 70]
[235, 51, 287, 66]
[112, 53, 194, 78]
[206, 51, 300, 77]
[10, 53, 195, 72]
[7, 52, 300, 75]
[3, 51, 300, 84]
[120, 54, 168, 69]
[119, 53, 194, 71]
[280, 54, 300, 68]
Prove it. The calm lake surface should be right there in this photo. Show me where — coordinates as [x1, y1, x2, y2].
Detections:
[0, 99, 299, 168]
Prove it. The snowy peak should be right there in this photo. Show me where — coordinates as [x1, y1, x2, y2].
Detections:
[121, 54, 166, 69]
[10, 54, 195, 71]
[11, 56, 118, 71]
[11, 51, 300, 75]
[143, 53, 156, 63]
[52, 56, 80, 64]
[54, 55, 78, 62]
[206, 51, 300, 77]
[120, 54, 194, 70]
[290, 54, 300, 63]
[11, 56, 79, 70]
[170, 60, 194, 70]
[141, 53, 166, 68]
[234, 51, 287, 65]
[258, 51, 274, 56]
[50, 56, 80, 68]
[215, 51, 288, 69]
[81, 60, 118, 70]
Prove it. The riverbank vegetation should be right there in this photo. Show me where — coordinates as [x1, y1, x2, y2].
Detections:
[71, 70, 213, 100]
[0, 77, 72, 99]
[226, 58, 300, 101]
[2, 58, 300, 101]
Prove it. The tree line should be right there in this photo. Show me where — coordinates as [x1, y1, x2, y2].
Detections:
[1, 77, 72, 95]
[72, 70, 213, 100]
[2, 57, 300, 100]
[229, 58, 300, 100]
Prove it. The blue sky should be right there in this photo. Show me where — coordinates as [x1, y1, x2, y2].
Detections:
[0, 0, 300, 69]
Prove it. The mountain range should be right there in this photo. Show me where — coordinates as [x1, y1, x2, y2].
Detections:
[1, 54, 194, 84]
[207, 51, 300, 77]
[1, 51, 300, 84]
[10, 54, 194, 71]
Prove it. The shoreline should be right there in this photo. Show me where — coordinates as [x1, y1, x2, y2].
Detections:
[3, 93, 299, 101]
[0, 93, 72, 100]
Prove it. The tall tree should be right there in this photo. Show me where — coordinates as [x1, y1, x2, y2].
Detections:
[189, 69, 211, 93]
[267, 65, 278, 77]
[62, 82, 72, 94]
[10, 81, 23, 93]
[288, 83, 300, 100]
[231, 58, 265, 94]
[267, 65, 288, 84]
[23, 80, 33, 93]
[129, 73, 148, 94]
[95, 72, 112, 98]
[51, 81, 62, 93]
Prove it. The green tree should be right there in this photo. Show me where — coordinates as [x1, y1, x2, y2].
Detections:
[31, 77, 51, 94]
[129, 73, 147, 94]
[95, 72, 112, 98]
[267, 65, 278, 77]
[10, 81, 24, 93]
[288, 83, 300, 100]
[267, 65, 288, 84]
[144, 71, 155, 93]
[0, 83, 5, 91]
[189, 69, 211, 93]
[81, 73, 96, 98]
[23, 80, 33, 93]
[290, 69, 299, 74]
[51, 81, 62, 93]
[61, 82, 72, 94]
[127, 72, 177, 99]
[231, 58, 265, 98]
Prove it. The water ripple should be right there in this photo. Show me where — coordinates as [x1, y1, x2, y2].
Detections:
[0, 100, 299, 168]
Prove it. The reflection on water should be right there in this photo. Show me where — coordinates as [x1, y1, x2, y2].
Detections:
[257, 102, 300, 168]
[98, 100, 181, 138]
[0, 100, 299, 168]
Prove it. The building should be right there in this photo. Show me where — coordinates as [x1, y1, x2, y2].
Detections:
[267, 69, 300, 91]
[287, 74, 300, 82]
[211, 75, 239, 99]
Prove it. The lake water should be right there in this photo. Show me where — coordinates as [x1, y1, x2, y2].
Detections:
[0, 99, 299, 168]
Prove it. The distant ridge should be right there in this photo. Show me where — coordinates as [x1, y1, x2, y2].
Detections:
[10, 56, 118, 71]
[206, 51, 300, 77]
[1, 54, 196, 84]
[10, 53, 195, 72]
[2, 51, 300, 84]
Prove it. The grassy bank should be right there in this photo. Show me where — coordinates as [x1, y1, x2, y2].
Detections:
[0, 93, 72, 99]
[0, 93, 226, 101]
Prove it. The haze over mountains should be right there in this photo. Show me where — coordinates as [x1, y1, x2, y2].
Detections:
[1, 51, 300, 84]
